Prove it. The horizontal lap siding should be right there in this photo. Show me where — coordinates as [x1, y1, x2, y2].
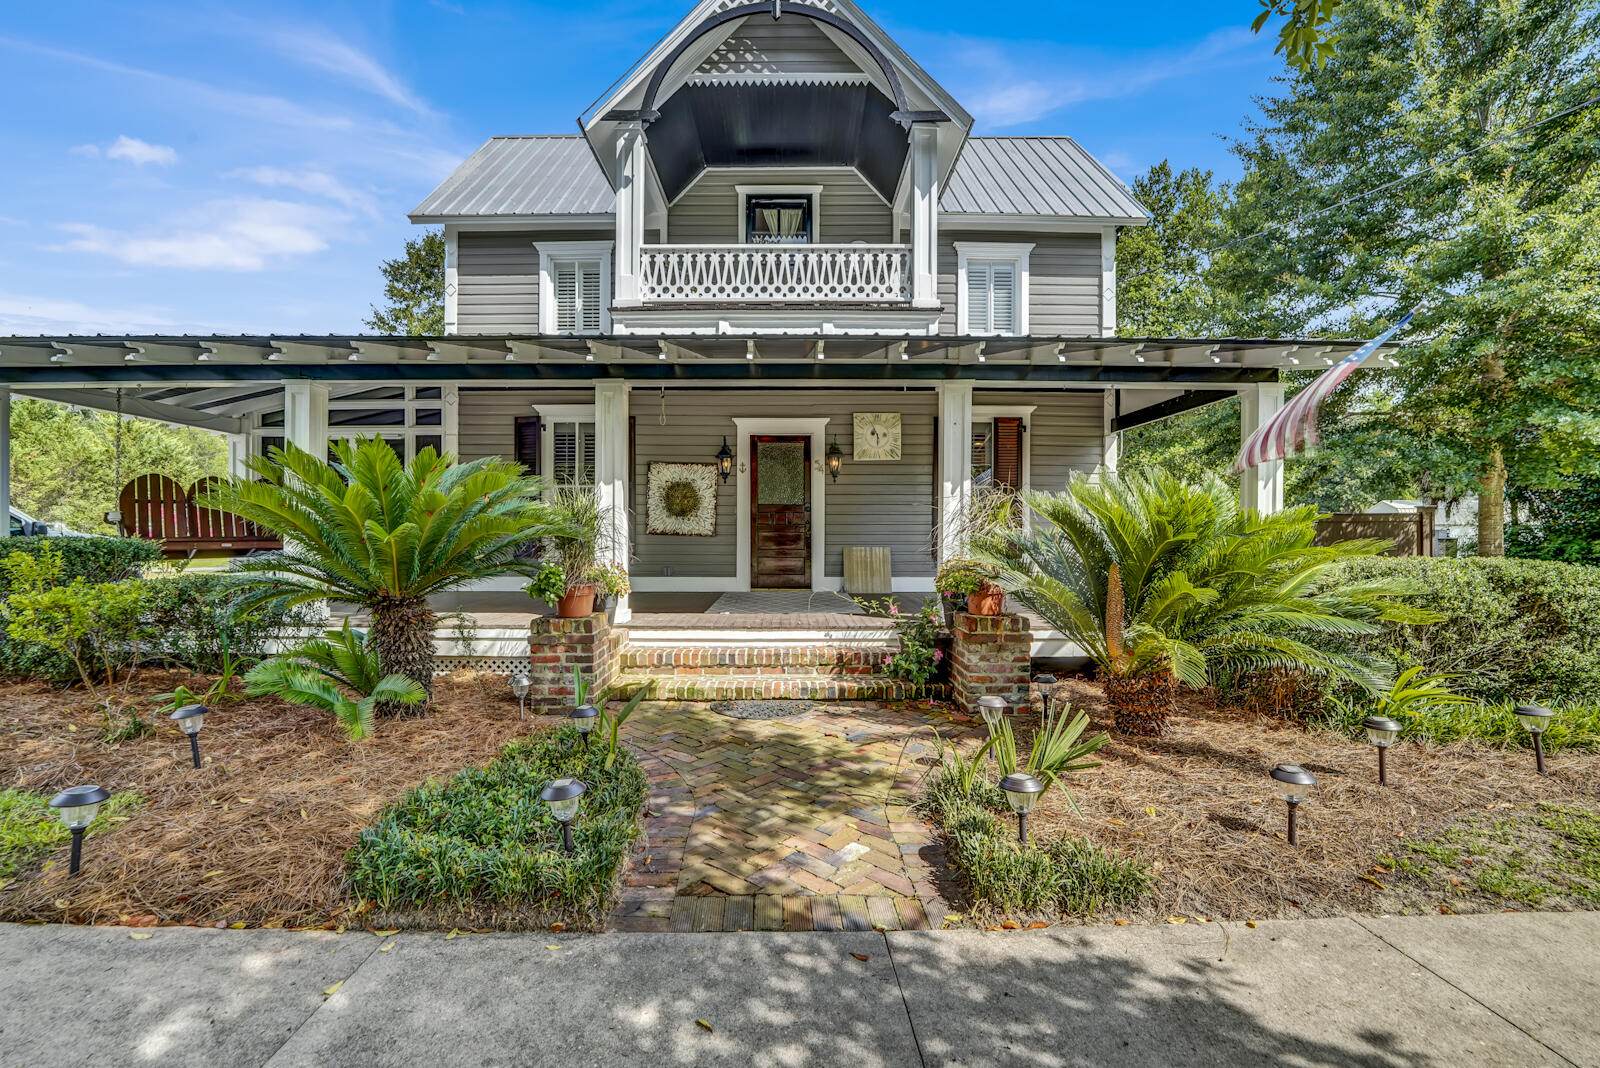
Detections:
[668, 169, 892, 244]
[631, 389, 936, 579]
[937, 232, 1103, 335]
[974, 390, 1106, 489]
[456, 387, 593, 463]
[456, 229, 613, 334]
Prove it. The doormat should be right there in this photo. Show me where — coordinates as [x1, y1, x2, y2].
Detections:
[709, 699, 816, 720]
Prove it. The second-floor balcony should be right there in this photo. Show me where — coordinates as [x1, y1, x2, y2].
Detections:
[638, 244, 911, 304]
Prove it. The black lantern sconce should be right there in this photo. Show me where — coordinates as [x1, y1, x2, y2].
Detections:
[715, 437, 734, 484]
[48, 785, 111, 877]
[825, 438, 843, 483]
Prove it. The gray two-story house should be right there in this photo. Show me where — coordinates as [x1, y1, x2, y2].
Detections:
[0, 0, 1359, 648]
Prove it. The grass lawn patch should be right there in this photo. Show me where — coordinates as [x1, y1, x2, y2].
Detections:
[0, 668, 556, 928]
[1322, 699, 1600, 753]
[1375, 803, 1600, 913]
[0, 787, 140, 880]
[347, 725, 646, 930]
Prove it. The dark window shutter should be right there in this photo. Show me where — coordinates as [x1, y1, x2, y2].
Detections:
[513, 416, 540, 474]
[994, 418, 1023, 490]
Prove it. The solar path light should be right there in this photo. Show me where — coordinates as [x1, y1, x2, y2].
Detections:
[539, 778, 586, 854]
[999, 772, 1045, 847]
[509, 673, 531, 719]
[570, 703, 600, 745]
[171, 703, 209, 769]
[1362, 715, 1403, 786]
[1034, 674, 1058, 718]
[48, 785, 111, 877]
[1269, 764, 1317, 846]
[1515, 704, 1555, 776]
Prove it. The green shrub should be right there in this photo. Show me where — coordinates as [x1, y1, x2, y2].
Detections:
[2, 548, 149, 696]
[0, 787, 141, 880]
[0, 537, 162, 682]
[346, 726, 646, 916]
[1321, 557, 1600, 703]
[141, 572, 314, 674]
[245, 624, 425, 741]
[1042, 838, 1155, 913]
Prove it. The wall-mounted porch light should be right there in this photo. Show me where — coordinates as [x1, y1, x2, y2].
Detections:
[715, 437, 734, 484]
[826, 438, 843, 483]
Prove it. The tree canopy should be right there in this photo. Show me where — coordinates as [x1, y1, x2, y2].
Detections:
[365, 230, 444, 335]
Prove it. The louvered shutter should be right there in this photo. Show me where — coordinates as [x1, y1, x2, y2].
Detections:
[513, 416, 540, 475]
[968, 261, 992, 333]
[993, 417, 1023, 491]
[555, 264, 577, 333]
[579, 265, 601, 333]
[989, 262, 1016, 334]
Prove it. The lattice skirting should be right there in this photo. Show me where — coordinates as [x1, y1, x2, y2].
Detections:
[433, 654, 531, 677]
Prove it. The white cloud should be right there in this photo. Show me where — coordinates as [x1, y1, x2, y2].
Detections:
[69, 143, 100, 158]
[54, 198, 340, 272]
[105, 135, 178, 166]
[227, 166, 380, 218]
[256, 26, 430, 116]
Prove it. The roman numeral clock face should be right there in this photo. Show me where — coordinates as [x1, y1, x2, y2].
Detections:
[852, 412, 901, 461]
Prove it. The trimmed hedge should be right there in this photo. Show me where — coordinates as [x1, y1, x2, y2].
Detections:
[1323, 556, 1600, 704]
[0, 536, 161, 594]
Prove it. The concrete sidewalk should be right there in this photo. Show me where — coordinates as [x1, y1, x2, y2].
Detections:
[1, 913, 1594, 1067]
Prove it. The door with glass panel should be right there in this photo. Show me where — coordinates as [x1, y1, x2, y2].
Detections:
[751, 435, 810, 589]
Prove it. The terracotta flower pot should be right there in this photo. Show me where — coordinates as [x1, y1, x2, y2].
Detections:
[966, 583, 1005, 616]
[556, 584, 598, 619]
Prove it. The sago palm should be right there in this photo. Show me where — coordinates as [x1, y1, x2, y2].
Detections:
[202, 437, 571, 705]
[974, 469, 1427, 737]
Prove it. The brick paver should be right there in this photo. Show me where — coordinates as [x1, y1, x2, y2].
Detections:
[606, 699, 964, 933]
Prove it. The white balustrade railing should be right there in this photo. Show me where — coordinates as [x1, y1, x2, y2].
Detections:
[638, 244, 911, 303]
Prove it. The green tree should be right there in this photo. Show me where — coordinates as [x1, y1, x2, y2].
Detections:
[1251, 0, 1345, 71]
[8, 398, 226, 534]
[365, 230, 444, 334]
[201, 438, 569, 704]
[1116, 161, 1232, 336]
[1215, 0, 1600, 554]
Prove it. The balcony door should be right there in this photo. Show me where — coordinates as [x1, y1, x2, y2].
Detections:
[750, 435, 811, 589]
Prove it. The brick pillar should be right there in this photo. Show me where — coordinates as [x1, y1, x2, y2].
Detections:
[527, 614, 619, 711]
[949, 611, 1032, 716]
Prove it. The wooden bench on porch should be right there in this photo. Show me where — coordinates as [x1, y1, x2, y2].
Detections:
[117, 474, 281, 558]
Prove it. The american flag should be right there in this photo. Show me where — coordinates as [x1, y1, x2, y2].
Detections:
[1234, 311, 1414, 473]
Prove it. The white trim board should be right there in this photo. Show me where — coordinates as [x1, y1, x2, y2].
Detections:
[735, 184, 826, 243]
[954, 241, 1033, 336]
[534, 240, 614, 335]
[971, 404, 1036, 494]
[732, 415, 831, 592]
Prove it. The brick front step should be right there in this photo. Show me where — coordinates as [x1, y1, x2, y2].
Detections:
[620, 644, 899, 672]
[611, 672, 948, 701]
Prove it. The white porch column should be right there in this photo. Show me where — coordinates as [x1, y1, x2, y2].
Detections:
[613, 123, 647, 307]
[593, 379, 631, 623]
[226, 433, 251, 478]
[1102, 388, 1120, 473]
[282, 380, 329, 458]
[937, 380, 974, 561]
[910, 123, 940, 308]
[0, 387, 11, 536]
[1239, 382, 1285, 514]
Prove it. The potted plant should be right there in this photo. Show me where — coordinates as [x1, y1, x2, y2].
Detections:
[534, 487, 612, 619]
[588, 561, 631, 622]
[935, 557, 1003, 617]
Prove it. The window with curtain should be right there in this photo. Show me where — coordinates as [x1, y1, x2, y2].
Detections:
[746, 196, 812, 244]
[553, 260, 602, 334]
[550, 420, 595, 486]
[968, 259, 1019, 335]
[970, 418, 1024, 490]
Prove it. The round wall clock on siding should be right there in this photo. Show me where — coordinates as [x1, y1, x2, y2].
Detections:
[852, 412, 901, 461]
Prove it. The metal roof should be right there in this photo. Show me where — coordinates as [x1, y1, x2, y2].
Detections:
[943, 138, 1148, 222]
[412, 135, 1148, 222]
[410, 137, 612, 220]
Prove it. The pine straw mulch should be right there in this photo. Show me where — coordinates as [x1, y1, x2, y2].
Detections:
[1011, 677, 1600, 925]
[0, 669, 543, 930]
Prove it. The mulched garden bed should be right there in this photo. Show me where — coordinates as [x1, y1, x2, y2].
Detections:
[0, 669, 551, 930]
[1003, 678, 1600, 924]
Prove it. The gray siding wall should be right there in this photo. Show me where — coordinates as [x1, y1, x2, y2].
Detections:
[937, 232, 1102, 335]
[974, 389, 1105, 489]
[667, 169, 893, 244]
[456, 387, 594, 463]
[455, 229, 613, 334]
[631, 389, 937, 579]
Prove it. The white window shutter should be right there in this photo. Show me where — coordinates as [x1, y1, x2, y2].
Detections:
[579, 265, 601, 334]
[555, 264, 577, 333]
[968, 261, 992, 333]
[990, 262, 1016, 334]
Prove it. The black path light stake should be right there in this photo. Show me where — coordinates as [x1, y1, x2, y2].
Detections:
[1362, 716, 1403, 786]
[171, 704, 209, 769]
[509, 674, 531, 720]
[539, 778, 587, 855]
[999, 772, 1045, 847]
[1033, 674, 1058, 718]
[1515, 704, 1556, 776]
[48, 785, 111, 877]
[1270, 764, 1317, 846]
[570, 703, 600, 746]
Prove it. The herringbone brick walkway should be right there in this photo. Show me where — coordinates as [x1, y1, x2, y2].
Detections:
[607, 700, 964, 933]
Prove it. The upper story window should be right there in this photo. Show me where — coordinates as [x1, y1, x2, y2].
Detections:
[955, 242, 1034, 336]
[536, 241, 612, 335]
[746, 196, 812, 244]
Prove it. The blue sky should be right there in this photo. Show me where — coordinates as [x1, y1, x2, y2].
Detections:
[0, 0, 1289, 336]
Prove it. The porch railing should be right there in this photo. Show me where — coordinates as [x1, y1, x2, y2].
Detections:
[638, 244, 911, 303]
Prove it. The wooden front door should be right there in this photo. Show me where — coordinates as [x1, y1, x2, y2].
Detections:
[751, 435, 811, 589]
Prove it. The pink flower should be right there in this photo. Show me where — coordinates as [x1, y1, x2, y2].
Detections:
[933, 649, 944, 662]
[881, 653, 891, 665]
[889, 604, 901, 616]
